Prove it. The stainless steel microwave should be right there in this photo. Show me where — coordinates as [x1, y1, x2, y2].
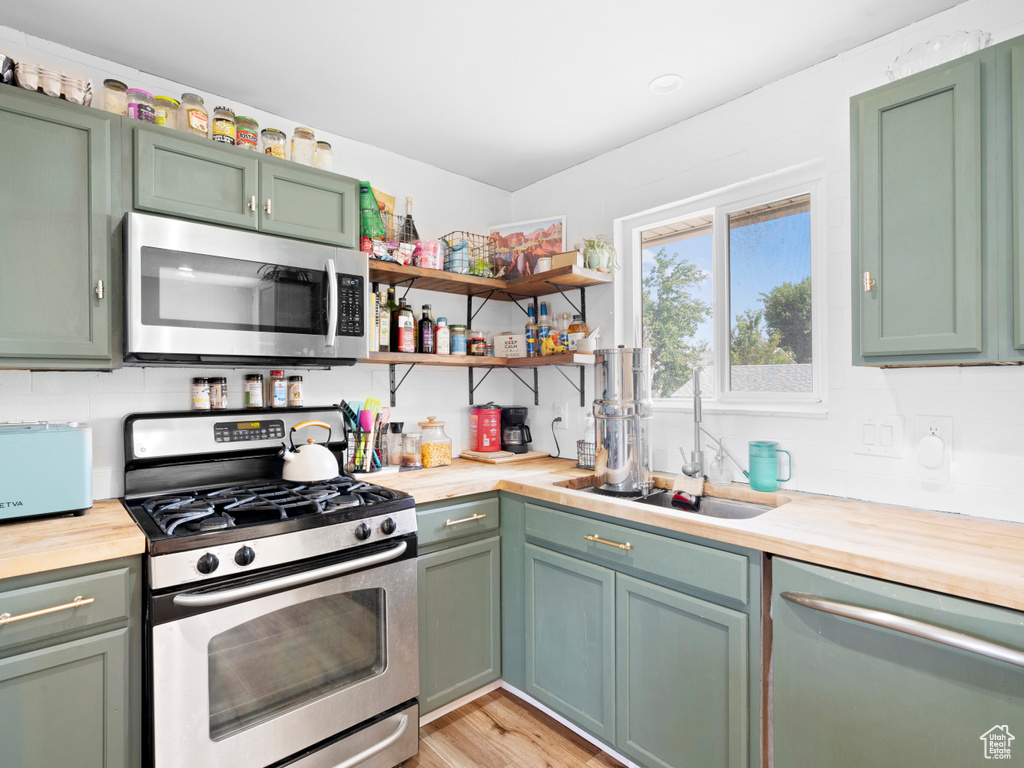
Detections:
[124, 213, 368, 366]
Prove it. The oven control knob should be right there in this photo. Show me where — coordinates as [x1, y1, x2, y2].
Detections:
[380, 517, 397, 535]
[354, 523, 372, 541]
[234, 546, 256, 567]
[196, 553, 219, 575]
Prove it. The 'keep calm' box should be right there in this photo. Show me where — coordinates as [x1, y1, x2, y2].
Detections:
[493, 333, 527, 358]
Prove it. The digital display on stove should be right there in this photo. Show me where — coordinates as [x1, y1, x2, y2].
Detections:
[213, 420, 286, 443]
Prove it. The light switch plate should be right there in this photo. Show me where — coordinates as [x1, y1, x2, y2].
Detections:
[853, 416, 903, 457]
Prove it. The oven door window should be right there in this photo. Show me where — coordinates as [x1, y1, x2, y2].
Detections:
[207, 588, 385, 741]
[140, 246, 328, 334]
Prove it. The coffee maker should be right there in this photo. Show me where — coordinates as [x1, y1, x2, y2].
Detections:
[500, 406, 532, 454]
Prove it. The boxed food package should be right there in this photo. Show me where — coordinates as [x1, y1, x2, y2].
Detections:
[551, 250, 585, 269]
[493, 333, 528, 359]
[413, 240, 443, 270]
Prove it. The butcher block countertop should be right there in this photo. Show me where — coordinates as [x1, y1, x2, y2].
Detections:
[385, 458, 1024, 613]
[0, 500, 146, 580]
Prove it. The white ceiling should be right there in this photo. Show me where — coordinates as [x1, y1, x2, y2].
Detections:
[7, 0, 964, 190]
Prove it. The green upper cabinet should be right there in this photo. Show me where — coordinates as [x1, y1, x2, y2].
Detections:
[132, 126, 358, 248]
[852, 57, 984, 360]
[1012, 41, 1024, 349]
[134, 127, 259, 229]
[0, 89, 115, 365]
[259, 160, 358, 248]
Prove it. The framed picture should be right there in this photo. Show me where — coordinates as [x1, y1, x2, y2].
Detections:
[488, 215, 566, 279]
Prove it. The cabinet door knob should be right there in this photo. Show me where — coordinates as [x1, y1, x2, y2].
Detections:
[863, 271, 876, 292]
[249, 195, 257, 212]
[95, 279, 105, 300]
[264, 198, 272, 215]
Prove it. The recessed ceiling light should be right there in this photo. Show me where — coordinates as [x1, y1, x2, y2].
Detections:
[649, 74, 683, 95]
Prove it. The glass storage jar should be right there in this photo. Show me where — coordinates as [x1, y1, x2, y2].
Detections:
[450, 324, 467, 356]
[212, 106, 236, 145]
[180, 93, 209, 137]
[261, 128, 286, 158]
[401, 432, 422, 468]
[127, 89, 156, 123]
[101, 79, 127, 115]
[236, 116, 259, 150]
[418, 417, 452, 468]
[315, 141, 333, 171]
[291, 126, 316, 166]
[154, 96, 179, 130]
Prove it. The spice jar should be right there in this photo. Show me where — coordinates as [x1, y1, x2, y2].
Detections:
[210, 376, 228, 410]
[469, 329, 487, 356]
[212, 106, 236, 145]
[244, 374, 264, 408]
[180, 93, 209, 137]
[191, 377, 211, 410]
[236, 116, 259, 150]
[261, 128, 286, 158]
[268, 370, 287, 408]
[315, 141, 333, 171]
[127, 89, 156, 123]
[154, 96, 179, 130]
[419, 417, 452, 468]
[401, 432, 423, 468]
[450, 324, 467, 356]
[291, 126, 316, 166]
[101, 79, 127, 116]
[288, 375, 304, 407]
[435, 318, 451, 355]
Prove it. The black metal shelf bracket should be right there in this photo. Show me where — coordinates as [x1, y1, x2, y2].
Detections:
[388, 363, 418, 407]
[392, 276, 418, 301]
[545, 284, 587, 321]
[506, 367, 540, 406]
[468, 365, 503, 405]
[547, 364, 587, 407]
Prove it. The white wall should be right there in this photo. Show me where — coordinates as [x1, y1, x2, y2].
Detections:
[0, 25, 517, 499]
[511, 0, 1024, 523]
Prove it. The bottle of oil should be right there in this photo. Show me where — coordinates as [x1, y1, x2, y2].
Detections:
[567, 313, 589, 351]
[524, 305, 539, 357]
[392, 298, 416, 353]
[379, 287, 397, 352]
[418, 304, 435, 354]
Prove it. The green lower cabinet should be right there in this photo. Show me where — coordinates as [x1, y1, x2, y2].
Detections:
[0, 628, 129, 768]
[418, 536, 501, 714]
[0, 88, 115, 365]
[616, 574, 748, 768]
[772, 558, 1024, 767]
[258, 161, 358, 248]
[525, 543, 616, 742]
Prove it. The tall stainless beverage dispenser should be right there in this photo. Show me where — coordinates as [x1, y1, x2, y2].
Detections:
[593, 347, 652, 495]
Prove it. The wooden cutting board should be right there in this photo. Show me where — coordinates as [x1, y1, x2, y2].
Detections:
[460, 450, 551, 464]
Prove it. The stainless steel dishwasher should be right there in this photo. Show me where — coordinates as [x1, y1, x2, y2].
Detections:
[771, 557, 1024, 767]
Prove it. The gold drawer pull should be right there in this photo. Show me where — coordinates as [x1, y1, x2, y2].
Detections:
[0, 596, 94, 626]
[445, 513, 486, 527]
[584, 534, 632, 551]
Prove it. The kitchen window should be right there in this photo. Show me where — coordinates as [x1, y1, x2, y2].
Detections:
[621, 162, 825, 409]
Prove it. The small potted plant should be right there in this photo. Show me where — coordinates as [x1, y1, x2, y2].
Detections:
[580, 235, 618, 272]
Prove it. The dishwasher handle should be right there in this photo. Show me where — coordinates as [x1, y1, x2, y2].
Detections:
[173, 541, 408, 608]
[781, 590, 1024, 669]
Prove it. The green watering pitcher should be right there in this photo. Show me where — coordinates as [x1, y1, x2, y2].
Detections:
[748, 441, 792, 492]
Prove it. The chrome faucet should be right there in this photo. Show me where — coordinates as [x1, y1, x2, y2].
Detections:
[680, 367, 705, 478]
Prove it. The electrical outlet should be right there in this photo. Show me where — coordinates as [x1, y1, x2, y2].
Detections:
[915, 415, 953, 484]
[553, 403, 568, 429]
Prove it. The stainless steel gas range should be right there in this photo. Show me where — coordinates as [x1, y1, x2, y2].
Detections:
[121, 408, 419, 768]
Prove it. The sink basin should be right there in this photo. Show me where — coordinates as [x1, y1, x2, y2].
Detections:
[623, 490, 772, 519]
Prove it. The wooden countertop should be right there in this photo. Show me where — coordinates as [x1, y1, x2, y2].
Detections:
[0, 500, 146, 580]
[389, 458, 1024, 613]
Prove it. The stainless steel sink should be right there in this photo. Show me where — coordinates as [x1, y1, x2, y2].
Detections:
[602, 489, 772, 519]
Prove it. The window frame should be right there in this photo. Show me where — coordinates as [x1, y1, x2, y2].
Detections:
[615, 161, 827, 412]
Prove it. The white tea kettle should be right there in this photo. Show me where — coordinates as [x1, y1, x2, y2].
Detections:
[281, 421, 340, 482]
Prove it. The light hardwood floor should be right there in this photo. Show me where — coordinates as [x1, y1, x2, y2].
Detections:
[405, 689, 625, 768]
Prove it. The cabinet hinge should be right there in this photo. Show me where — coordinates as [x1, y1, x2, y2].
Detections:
[95, 279, 105, 300]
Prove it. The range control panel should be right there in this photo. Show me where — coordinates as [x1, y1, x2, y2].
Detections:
[214, 420, 286, 443]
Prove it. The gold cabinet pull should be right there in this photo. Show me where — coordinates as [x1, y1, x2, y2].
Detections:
[863, 271, 876, 292]
[95, 280, 105, 300]
[445, 513, 486, 527]
[249, 195, 257, 212]
[584, 534, 632, 551]
[264, 198, 272, 215]
[0, 595, 94, 626]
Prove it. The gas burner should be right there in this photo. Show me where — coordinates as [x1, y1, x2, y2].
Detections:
[324, 494, 363, 511]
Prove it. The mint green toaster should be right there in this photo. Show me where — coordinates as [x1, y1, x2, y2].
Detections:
[0, 421, 93, 521]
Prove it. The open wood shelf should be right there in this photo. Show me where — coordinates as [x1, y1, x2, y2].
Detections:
[363, 351, 594, 368]
[367, 260, 611, 300]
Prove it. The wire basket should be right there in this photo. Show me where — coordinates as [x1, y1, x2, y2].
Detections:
[379, 211, 408, 242]
[346, 428, 387, 473]
[440, 230, 505, 277]
[576, 440, 596, 470]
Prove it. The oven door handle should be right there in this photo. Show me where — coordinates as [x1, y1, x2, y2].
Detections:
[325, 257, 338, 348]
[172, 541, 408, 608]
[332, 713, 409, 768]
